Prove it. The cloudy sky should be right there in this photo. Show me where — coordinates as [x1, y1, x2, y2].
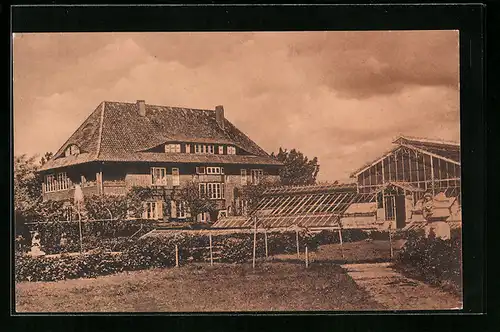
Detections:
[13, 31, 459, 182]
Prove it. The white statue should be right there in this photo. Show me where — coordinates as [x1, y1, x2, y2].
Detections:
[422, 193, 451, 240]
[28, 231, 46, 257]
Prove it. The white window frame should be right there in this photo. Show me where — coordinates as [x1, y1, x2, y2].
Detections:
[200, 212, 207, 222]
[165, 143, 181, 153]
[208, 145, 215, 154]
[151, 167, 168, 186]
[185, 144, 191, 153]
[177, 201, 187, 219]
[251, 169, 263, 185]
[172, 167, 180, 186]
[199, 183, 207, 196]
[227, 146, 236, 155]
[218, 146, 224, 154]
[196, 166, 206, 174]
[143, 201, 163, 220]
[206, 166, 224, 175]
[241, 169, 247, 185]
[205, 182, 225, 199]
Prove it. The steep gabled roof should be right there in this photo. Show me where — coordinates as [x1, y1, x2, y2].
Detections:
[350, 135, 461, 177]
[40, 101, 281, 171]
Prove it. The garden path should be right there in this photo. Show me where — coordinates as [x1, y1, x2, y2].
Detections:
[341, 262, 462, 310]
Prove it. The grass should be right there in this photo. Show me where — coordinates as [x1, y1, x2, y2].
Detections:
[15, 261, 384, 312]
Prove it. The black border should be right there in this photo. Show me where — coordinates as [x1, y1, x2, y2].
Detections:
[7, 3, 489, 331]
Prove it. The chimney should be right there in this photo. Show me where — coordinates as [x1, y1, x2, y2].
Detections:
[137, 100, 146, 116]
[215, 105, 225, 130]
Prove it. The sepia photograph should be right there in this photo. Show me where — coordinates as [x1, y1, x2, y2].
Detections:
[13, 31, 462, 312]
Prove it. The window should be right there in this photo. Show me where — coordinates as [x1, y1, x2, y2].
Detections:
[206, 183, 225, 199]
[151, 167, 167, 186]
[208, 145, 215, 154]
[227, 146, 236, 155]
[218, 146, 224, 154]
[196, 166, 206, 174]
[240, 169, 247, 185]
[199, 183, 207, 196]
[206, 166, 224, 175]
[64, 144, 80, 157]
[165, 143, 181, 153]
[172, 168, 180, 186]
[199, 212, 208, 222]
[143, 201, 163, 220]
[251, 169, 263, 184]
[44, 172, 70, 192]
[177, 201, 187, 219]
[185, 144, 191, 153]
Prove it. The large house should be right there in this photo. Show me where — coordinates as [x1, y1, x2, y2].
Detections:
[38, 100, 283, 222]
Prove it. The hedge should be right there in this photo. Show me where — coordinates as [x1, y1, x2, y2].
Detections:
[15, 230, 320, 282]
[394, 234, 462, 295]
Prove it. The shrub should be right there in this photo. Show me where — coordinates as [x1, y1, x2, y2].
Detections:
[394, 234, 462, 295]
[15, 229, 322, 282]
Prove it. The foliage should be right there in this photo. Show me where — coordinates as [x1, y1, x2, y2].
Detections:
[240, 175, 280, 214]
[16, 230, 321, 282]
[40, 152, 54, 166]
[20, 219, 155, 255]
[175, 181, 217, 222]
[14, 154, 43, 212]
[271, 148, 320, 185]
[394, 234, 462, 295]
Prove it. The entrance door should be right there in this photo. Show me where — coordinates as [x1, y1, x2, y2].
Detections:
[395, 195, 407, 228]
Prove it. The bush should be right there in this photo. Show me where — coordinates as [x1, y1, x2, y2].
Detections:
[15, 229, 321, 282]
[394, 234, 462, 295]
[22, 220, 155, 255]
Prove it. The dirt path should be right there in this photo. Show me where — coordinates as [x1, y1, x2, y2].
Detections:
[341, 262, 462, 310]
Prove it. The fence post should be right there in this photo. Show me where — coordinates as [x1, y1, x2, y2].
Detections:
[175, 244, 179, 268]
[252, 216, 257, 269]
[305, 245, 309, 268]
[338, 227, 344, 260]
[296, 229, 300, 259]
[388, 225, 394, 259]
[209, 233, 213, 266]
[264, 229, 268, 258]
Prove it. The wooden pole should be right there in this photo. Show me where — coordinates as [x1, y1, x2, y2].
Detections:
[252, 216, 257, 269]
[338, 227, 344, 259]
[77, 208, 83, 254]
[175, 244, 179, 267]
[305, 245, 309, 268]
[296, 229, 300, 259]
[264, 229, 268, 258]
[388, 225, 394, 259]
[209, 233, 213, 266]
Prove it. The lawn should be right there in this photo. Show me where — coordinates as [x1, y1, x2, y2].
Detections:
[15, 261, 384, 312]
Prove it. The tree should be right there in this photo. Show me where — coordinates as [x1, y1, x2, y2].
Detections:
[271, 148, 320, 185]
[176, 181, 217, 222]
[240, 175, 280, 215]
[14, 154, 43, 213]
[40, 152, 53, 166]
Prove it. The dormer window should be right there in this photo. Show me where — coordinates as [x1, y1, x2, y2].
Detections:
[194, 144, 215, 154]
[64, 144, 80, 157]
[227, 146, 236, 155]
[165, 144, 181, 153]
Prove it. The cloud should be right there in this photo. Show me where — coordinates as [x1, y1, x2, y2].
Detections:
[13, 32, 460, 182]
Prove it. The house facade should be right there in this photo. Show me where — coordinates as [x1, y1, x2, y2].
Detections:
[350, 136, 461, 229]
[38, 100, 283, 222]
